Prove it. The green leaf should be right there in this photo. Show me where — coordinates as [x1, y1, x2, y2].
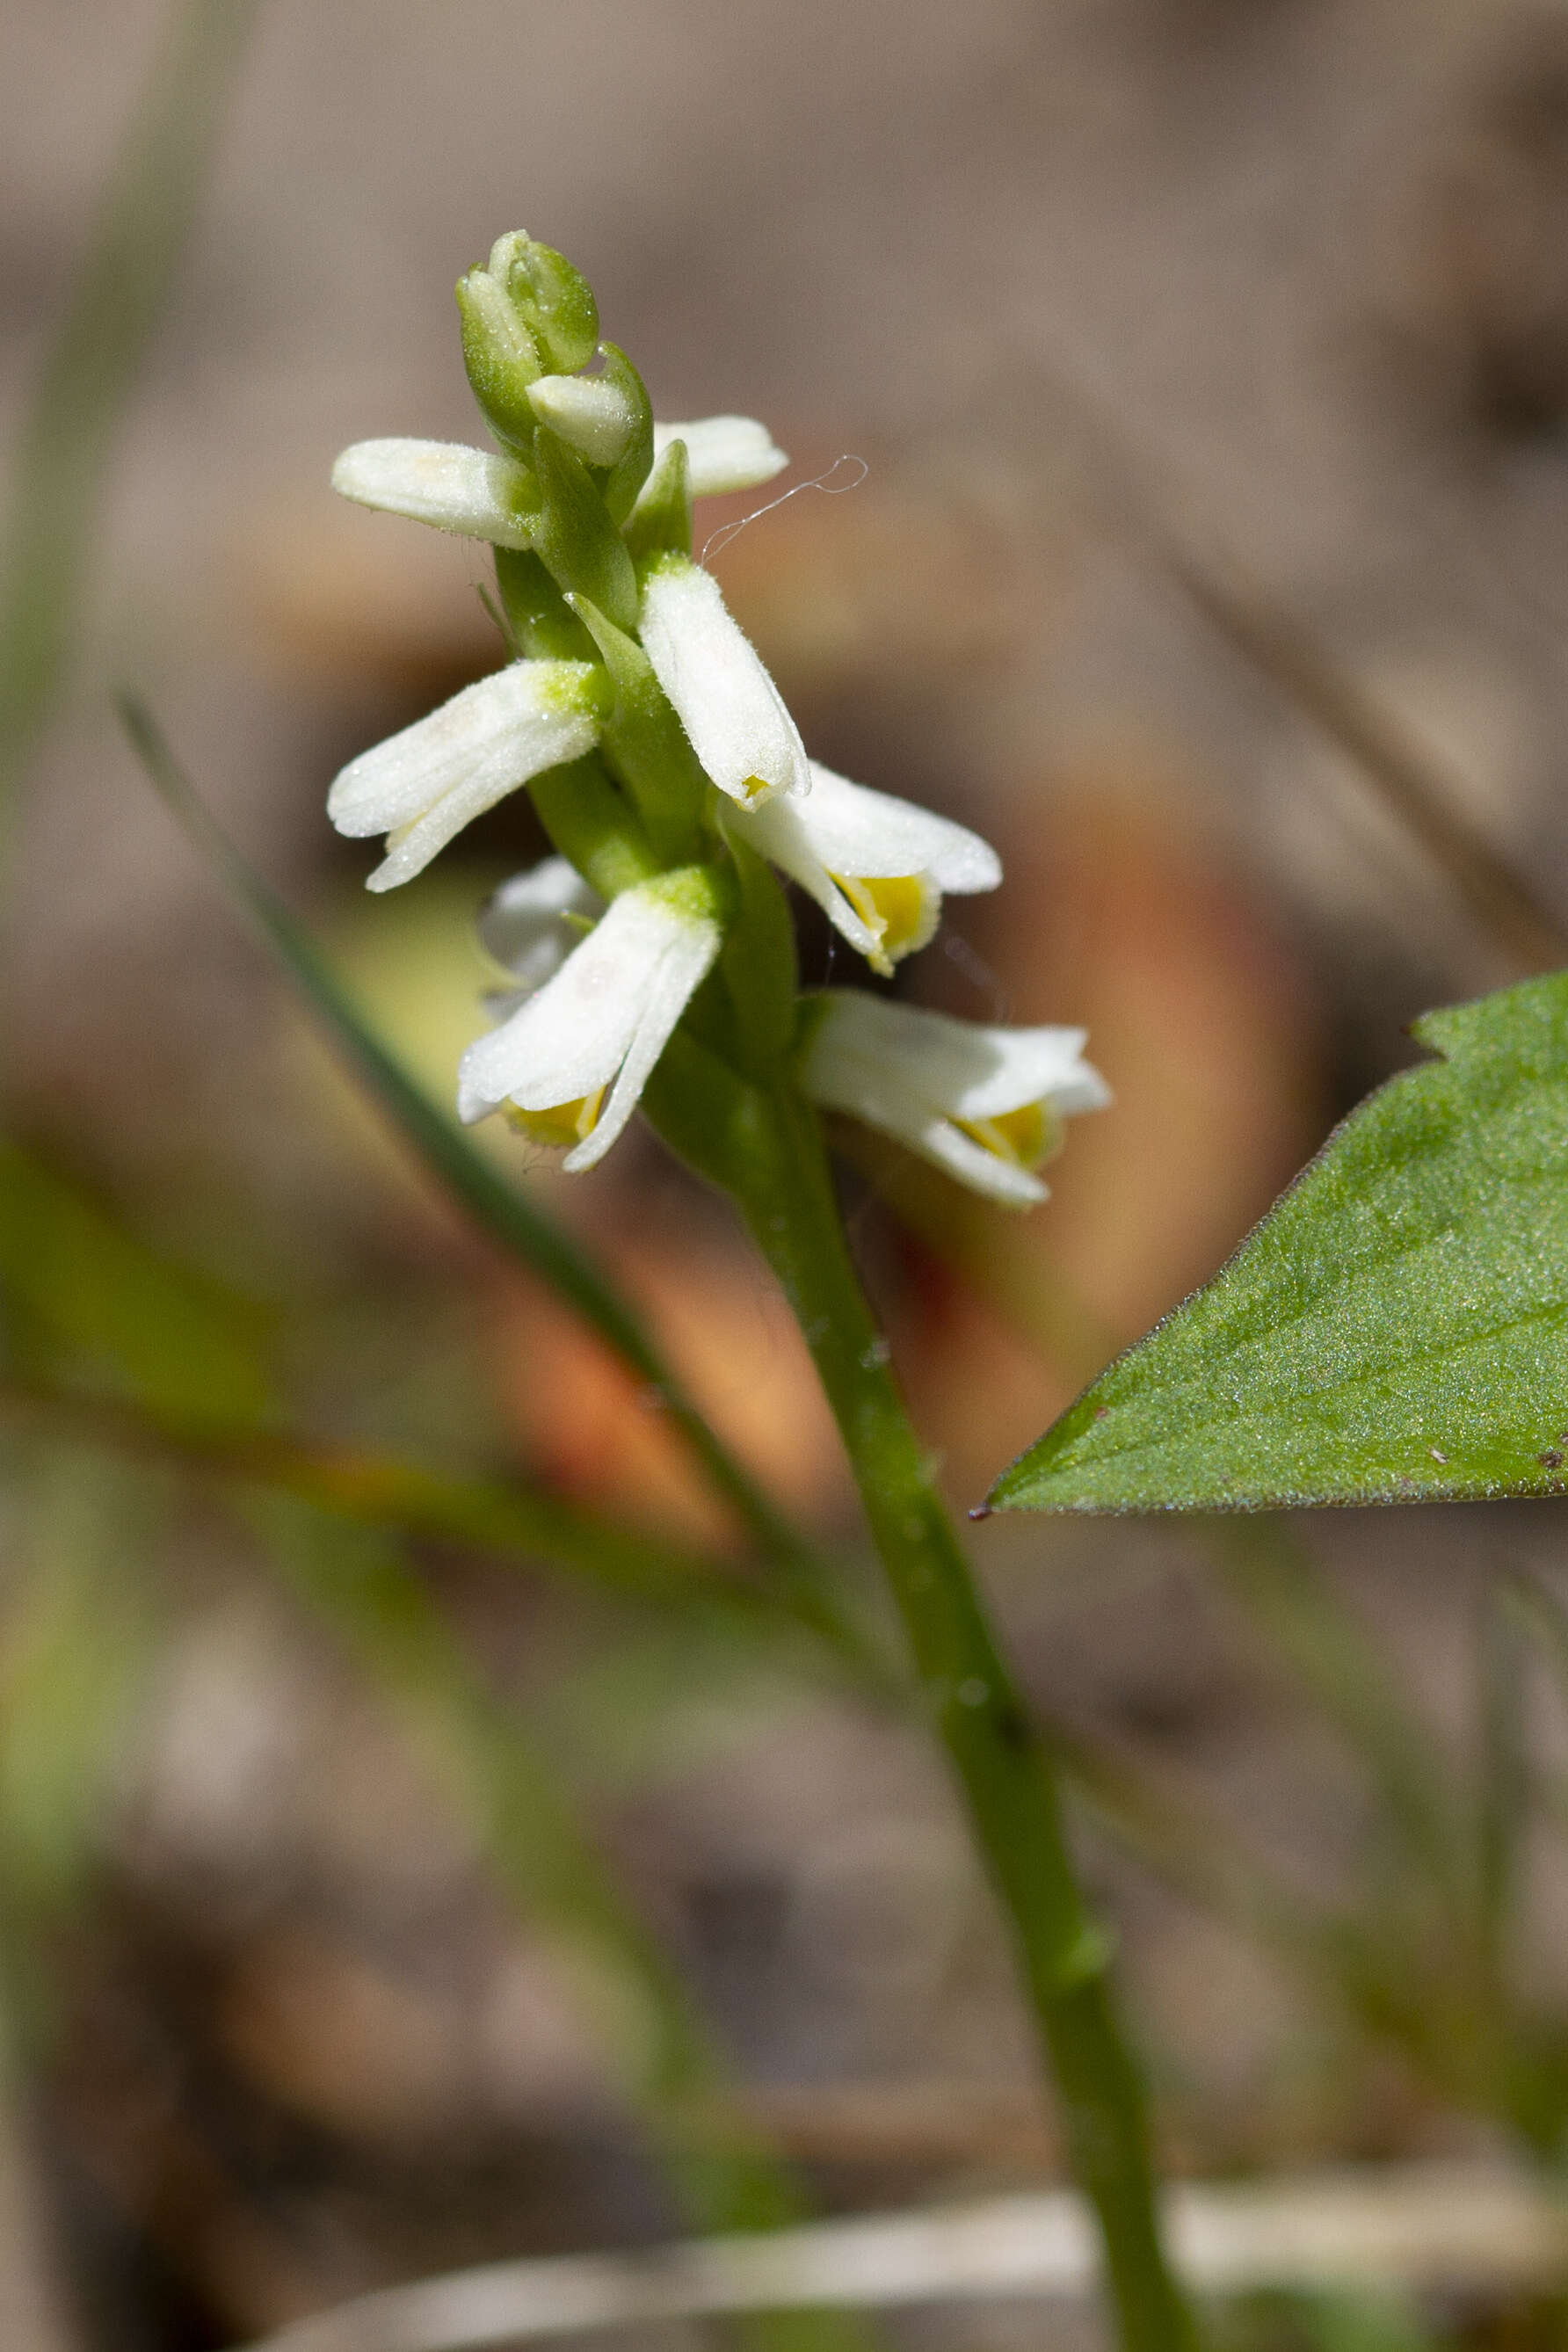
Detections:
[991, 969, 1568, 1513]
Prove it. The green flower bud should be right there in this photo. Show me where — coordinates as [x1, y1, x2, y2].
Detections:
[505, 234, 599, 374]
[456, 263, 542, 453]
[457, 232, 603, 450]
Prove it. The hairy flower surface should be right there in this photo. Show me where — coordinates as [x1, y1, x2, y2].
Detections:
[331, 439, 537, 545]
[733, 762, 999, 976]
[328, 660, 604, 890]
[801, 991, 1110, 1206]
[457, 871, 725, 1170]
[332, 413, 784, 548]
[650, 416, 788, 497]
[638, 557, 809, 807]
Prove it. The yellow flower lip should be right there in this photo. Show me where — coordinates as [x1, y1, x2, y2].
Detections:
[955, 1100, 1062, 1173]
[505, 1088, 605, 1150]
[830, 872, 933, 976]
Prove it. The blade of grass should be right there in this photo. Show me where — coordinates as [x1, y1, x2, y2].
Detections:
[0, 1370, 890, 1695]
[1013, 351, 1568, 978]
[0, 0, 261, 806]
[259, 1498, 877, 2352]
[120, 693, 838, 1608]
[1477, 1582, 1531, 1983]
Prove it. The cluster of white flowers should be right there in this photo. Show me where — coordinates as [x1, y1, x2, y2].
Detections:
[329, 254, 1107, 1204]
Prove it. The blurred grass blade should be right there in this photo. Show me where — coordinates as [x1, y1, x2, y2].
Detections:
[0, 1446, 165, 2030]
[0, 1370, 868, 1680]
[1477, 1584, 1530, 1974]
[260, 1499, 876, 2352]
[119, 693, 824, 1579]
[0, 1140, 271, 1431]
[1208, 1520, 1463, 1889]
[0, 0, 261, 799]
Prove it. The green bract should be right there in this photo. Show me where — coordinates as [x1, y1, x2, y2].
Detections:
[991, 969, 1568, 1514]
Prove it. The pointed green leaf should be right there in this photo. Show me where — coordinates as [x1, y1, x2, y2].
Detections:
[991, 970, 1568, 1513]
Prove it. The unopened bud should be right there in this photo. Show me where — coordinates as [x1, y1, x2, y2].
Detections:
[504, 235, 599, 374]
[455, 263, 541, 452]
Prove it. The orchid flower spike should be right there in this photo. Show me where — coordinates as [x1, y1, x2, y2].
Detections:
[457, 868, 728, 1170]
[637, 555, 809, 808]
[800, 991, 1110, 1207]
[477, 856, 602, 1015]
[328, 660, 605, 890]
[733, 761, 1000, 976]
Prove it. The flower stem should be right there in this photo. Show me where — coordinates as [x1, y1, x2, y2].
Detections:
[733, 1079, 1199, 2352]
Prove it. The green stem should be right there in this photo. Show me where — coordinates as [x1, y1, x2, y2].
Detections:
[734, 1082, 1198, 2352]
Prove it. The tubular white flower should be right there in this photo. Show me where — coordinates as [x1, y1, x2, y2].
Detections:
[801, 991, 1111, 1208]
[477, 856, 602, 1014]
[328, 660, 604, 891]
[733, 761, 1000, 976]
[650, 416, 788, 497]
[638, 556, 809, 807]
[331, 439, 537, 547]
[457, 871, 725, 1171]
[527, 374, 639, 467]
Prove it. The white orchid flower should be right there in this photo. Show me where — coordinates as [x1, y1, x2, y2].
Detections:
[733, 761, 1000, 976]
[457, 869, 725, 1170]
[328, 660, 604, 891]
[331, 439, 536, 546]
[638, 556, 809, 808]
[801, 991, 1110, 1208]
[650, 416, 788, 497]
[477, 856, 603, 1014]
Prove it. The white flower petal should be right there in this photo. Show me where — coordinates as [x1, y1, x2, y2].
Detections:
[733, 765, 1000, 971]
[730, 798, 882, 961]
[528, 375, 638, 468]
[639, 558, 809, 806]
[651, 416, 788, 497]
[456, 880, 721, 1154]
[328, 662, 602, 890]
[477, 857, 601, 988]
[910, 1117, 1051, 1207]
[807, 993, 1104, 1122]
[796, 765, 1000, 891]
[801, 990, 1107, 1204]
[563, 912, 720, 1171]
[331, 439, 535, 547]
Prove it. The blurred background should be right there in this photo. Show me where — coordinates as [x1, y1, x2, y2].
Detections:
[11, 4, 1568, 2347]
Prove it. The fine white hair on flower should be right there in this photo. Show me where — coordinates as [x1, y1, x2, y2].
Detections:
[331, 439, 536, 546]
[650, 416, 788, 498]
[477, 856, 603, 1015]
[327, 661, 603, 891]
[638, 557, 809, 807]
[800, 991, 1111, 1208]
[732, 761, 1001, 976]
[457, 874, 724, 1172]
